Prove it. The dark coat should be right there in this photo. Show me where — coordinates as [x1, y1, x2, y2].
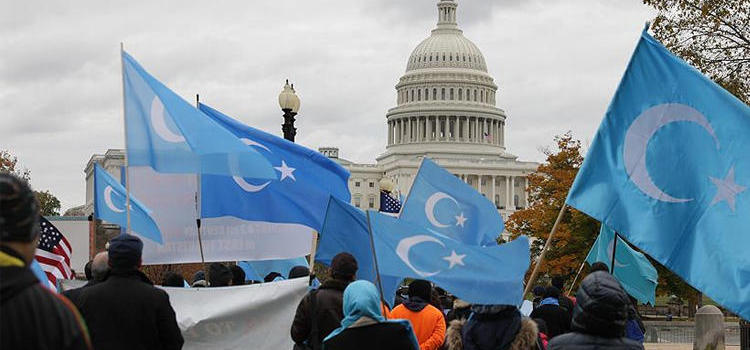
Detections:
[0, 247, 91, 350]
[557, 296, 574, 320]
[547, 271, 643, 350]
[529, 303, 570, 338]
[62, 280, 97, 306]
[324, 319, 419, 350]
[76, 268, 184, 350]
[445, 311, 539, 350]
[290, 278, 350, 350]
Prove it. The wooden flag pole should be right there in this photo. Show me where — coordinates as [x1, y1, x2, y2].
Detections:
[523, 204, 568, 297]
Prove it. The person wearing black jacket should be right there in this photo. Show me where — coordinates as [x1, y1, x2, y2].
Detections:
[76, 234, 184, 350]
[63, 251, 108, 305]
[529, 286, 570, 338]
[0, 173, 92, 350]
[548, 271, 643, 350]
[291, 252, 358, 350]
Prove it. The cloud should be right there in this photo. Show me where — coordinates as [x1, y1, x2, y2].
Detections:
[0, 0, 655, 211]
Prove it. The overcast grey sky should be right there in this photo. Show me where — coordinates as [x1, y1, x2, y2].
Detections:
[0, 0, 655, 211]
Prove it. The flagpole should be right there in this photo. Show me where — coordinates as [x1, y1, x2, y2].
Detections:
[611, 231, 619, 275]
[523, 204, 568, 297]
[568, 260, 586, 296]
[365, 211, 388, 308]
[120, 42, 132, 236]
[308, 231, 318, 286]
[194, 94, 206, 269]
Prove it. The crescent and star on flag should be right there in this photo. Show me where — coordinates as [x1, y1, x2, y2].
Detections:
[148, 95, 297, 193]
[397, 191, 470, 277]
[623, 103, 746, 212]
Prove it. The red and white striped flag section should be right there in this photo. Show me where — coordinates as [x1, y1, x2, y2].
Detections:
[35, 217, 73, 289]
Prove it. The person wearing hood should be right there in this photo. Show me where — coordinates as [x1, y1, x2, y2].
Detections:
[390, 279, 446, 350]
[446, 299, 472, 324]
[445, 304, 539, 350]
[529, 286, 570, 338]
[0, 173, 92, 350]
[76, 234, 184, 350]
[548, 271, 643, 350]
[323, 280, 419, 350]
[291, 252, 358, 350]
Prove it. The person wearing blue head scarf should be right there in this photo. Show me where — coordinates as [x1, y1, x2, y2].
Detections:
[323, 280, 419, 350]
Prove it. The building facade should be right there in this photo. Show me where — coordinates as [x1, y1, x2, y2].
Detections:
[326, 0, 537, 224]
[83, 0, 537, 233]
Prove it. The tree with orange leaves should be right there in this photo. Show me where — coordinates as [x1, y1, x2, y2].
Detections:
[506, 132, 599, 283]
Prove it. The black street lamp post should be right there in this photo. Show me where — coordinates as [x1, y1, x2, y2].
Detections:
[278, 79, 301, 142]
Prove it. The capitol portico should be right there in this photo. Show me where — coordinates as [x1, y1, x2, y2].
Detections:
[322, 0, 538, 225]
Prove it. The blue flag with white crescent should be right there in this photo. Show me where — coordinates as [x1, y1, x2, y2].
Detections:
[197, 103, 350, 231]
[317, 197, 402, 305]
[121, 51, 275, 179]
[400, 158, 503, 246]
[94, 164, 163, 244]
[585, 225, 658, 305]
[566, 29, 750, 320]
[368, 210, 529, 305]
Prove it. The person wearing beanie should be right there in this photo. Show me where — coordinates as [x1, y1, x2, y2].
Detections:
[291, 252, 358, 350]
[548, 271, 643, 350]
[390, 279, 446, 350]
[208, 262, 233, 287]
[0, 173, 92, 350]
[192, 270, 208, 287]
[76, 234, 184, 350]
[529, 286, 570, 338]
[230, 265, 246, 286]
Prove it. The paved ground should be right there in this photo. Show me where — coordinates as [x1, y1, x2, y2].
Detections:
[645, 344, 740, 350]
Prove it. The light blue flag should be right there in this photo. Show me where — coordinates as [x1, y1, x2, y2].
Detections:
[585, 225, 658, 305]
[94, 164, 163, 243]
[122, 51, 275, 179]
[566, 29, 750, 320]
[317, 197, 402, 305]
[400, 158, 502, 246]
[198, 103, 350, 231]
[238, 256, 309, 282]
[368, 210, 529, 305]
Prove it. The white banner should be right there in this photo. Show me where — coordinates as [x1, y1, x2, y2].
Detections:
[128, 166, 312, 264]
[164, 278, 308, 350]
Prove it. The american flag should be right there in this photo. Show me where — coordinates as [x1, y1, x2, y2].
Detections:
[379, 190, 402, 215]
[35, 217, 73, 289]
[484, 132, 492, 141]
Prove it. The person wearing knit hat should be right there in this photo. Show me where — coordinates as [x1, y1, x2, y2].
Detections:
[75, 233, 183, 349]
[391, 280, 446, 350]
[291, 252, 359, 350]
[0, 172, 92, 350]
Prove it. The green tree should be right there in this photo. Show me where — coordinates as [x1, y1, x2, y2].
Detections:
[506, 132, 600, 281]
[35, 190, 61, 216]
[644, 0, 750, 104]
[0, 149, 31, 180]
[2, 149, 62, 216]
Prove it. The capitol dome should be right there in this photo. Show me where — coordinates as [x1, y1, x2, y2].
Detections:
[381, 0, 509, 162]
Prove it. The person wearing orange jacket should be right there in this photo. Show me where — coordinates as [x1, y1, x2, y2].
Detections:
[391, 280, 446, 350]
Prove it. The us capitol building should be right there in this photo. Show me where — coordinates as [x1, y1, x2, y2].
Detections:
[322, 0, 537, 222]
[79, 0, 537, 226]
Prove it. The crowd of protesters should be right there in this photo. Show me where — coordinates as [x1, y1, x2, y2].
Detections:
[2, 172, 647, 350]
